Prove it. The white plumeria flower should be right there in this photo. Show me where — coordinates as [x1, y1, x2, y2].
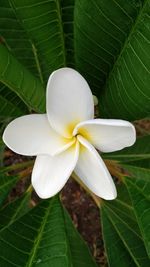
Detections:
[3, 68, 136, 200]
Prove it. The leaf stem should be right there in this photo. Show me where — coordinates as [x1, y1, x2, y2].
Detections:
[0, 160, 34, 174]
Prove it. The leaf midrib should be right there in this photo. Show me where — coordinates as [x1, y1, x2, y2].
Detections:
[0, 176, 18, 190]
[102, 208, 136, 267]
[104, 207, 143, 267]
[125, 178, 150, 201]
[125, 179, 150, 258]
[8, 0, 44, 84]
[0, 194, 30, 233]
[25, 201, 53, 267]
[105, 204, 143, 240]
[9, 0, 66, 81]
[55, 0, 66, 67]
[122, 164, 150, 174]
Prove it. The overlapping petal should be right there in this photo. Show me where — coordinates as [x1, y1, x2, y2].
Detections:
[3, 114, 74, 156]
[47, 68, 94, 138]
[32, 141, 79, 198]
[75, 136, 117, 200]
[73, 119, 136, 153]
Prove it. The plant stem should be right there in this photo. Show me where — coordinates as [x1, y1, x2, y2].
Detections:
[0, 160, 34, 174]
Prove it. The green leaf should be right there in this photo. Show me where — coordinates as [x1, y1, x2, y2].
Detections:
[0, 139, 5, 166]
[9, 0, 74, 84]
[123, 163, 150, 181]
[0, 0, 43, 116]
[101, 184, 149, 267]
[0, 174, 19, 206]
[0, 196, 97, 267]
[0, 191, 31, 231]
[63, 208, 98, 267]
[0, 0, 75, 116]
[75, 0, 150, 120]
[1, 0, 75, 83]
[121, 157, 150, 181]
[61, 0, 75, 67]
[125, 176, 150, 258]
[102, 135, 150, 162]
[0, 0, 43, 79]
[0, 44, 45, 112]
[9, 0, 65, 84]
[102, 136, 150, 182]
[102, 134, 150, 186]
[0, 83, 27, 120]
[101, 208, 136, 267]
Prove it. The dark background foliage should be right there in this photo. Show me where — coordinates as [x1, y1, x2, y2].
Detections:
[0, 0, 150, 266]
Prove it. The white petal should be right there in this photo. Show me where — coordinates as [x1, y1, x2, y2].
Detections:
[75, 135, 117, 200]
[47, 68, 94, 138]
[32, 141, 79, 199]
[73, 119, 136, 153]
[3, 114, 74, 156]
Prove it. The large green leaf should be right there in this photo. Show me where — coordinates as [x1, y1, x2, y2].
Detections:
[0, 83, 27, 119]
[75, 0, 150, 120]
[0, 2, 40, 119]
[125, 176, 150, 258]
[0, 0, 42, 79]
[74, 0, 139, 92]
[102, 135, 150, 162]
[0, 44, 45, 112]
[63, 208, 98, 267]
[61, 0, 75, 67]
[0, 191, 31, 231]
[0, 196, 97, 267]
[9, 0, 65, 84]
[0, 138, 5, 166]
[102, 209, 136, 267]
[0, 174, 19, 206]
[120, 155, 150, 181]
[9, 0, 75, 84]
[0, 0, 36, 117]
[0, 0, 75, 118]
[122, 161, 150, 181]
[101, 184, 149, 267]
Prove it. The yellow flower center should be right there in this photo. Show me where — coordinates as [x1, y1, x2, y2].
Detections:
[66, 121, 91, 143]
